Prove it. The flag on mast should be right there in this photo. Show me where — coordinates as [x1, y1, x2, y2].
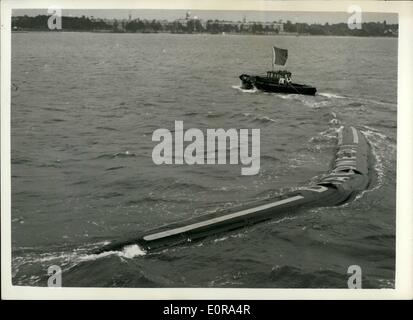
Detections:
[272, 46, 288, 67]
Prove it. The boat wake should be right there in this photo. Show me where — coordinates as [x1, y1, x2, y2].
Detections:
[358, 127, 389, 192]
[243, 89, 394, 111]
[231, 84, 257, 94]
[78, 244, 147, 261]
[12, 242, 146, 285]
[317, 92, 346, 99]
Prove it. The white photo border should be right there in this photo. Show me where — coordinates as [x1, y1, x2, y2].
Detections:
[1, 0, 412, 300]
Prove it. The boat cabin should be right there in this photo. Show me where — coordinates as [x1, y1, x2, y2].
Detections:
[266, 70, 292, 85]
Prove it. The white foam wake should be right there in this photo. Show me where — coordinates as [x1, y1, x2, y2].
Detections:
[231, 84, 257, 93]
[359, 128, 387, 192]
[317, 92, 346, 99]
[13, 242, 147, 276]
[78, 244, 147, 262]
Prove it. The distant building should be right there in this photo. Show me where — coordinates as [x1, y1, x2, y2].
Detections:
[175, 11, 206, 30]
[158, 19, 170, 28]
[171, 12, 283, 33]
[176, 11, 191, 27]
[241, 20, 284, 33]
[206, 19, 284, 33]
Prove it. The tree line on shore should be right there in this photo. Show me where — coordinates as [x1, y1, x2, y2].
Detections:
[12, 15, 398, 37]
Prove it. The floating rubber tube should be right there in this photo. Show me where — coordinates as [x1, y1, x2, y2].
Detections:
[97, 126, 370, 253]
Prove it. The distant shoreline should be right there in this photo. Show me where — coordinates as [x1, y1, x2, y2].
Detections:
[12, 15, 398, 38]
[11, 29, 398, 38]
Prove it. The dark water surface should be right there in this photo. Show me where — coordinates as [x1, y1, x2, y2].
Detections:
[11, 32, 397, 288]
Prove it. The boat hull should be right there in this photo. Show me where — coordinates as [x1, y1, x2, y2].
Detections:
[240, 74, 317, 96]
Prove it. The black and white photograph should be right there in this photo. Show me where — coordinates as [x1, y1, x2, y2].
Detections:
[1, 0, 412, 299]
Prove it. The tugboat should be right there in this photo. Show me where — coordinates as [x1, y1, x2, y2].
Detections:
[239, 46, 317, 96]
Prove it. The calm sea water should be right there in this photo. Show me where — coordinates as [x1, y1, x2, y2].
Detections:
[11, 32, 397, 288]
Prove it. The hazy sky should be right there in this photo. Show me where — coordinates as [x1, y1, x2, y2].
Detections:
[13, 9, 398, 24]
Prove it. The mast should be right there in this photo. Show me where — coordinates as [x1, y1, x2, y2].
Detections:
[272, 47, 275, 71]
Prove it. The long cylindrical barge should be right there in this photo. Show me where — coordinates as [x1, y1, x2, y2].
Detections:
[97, 126, 370, 253]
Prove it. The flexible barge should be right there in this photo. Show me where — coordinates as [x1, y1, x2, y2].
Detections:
[96, 126, 371, 254]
